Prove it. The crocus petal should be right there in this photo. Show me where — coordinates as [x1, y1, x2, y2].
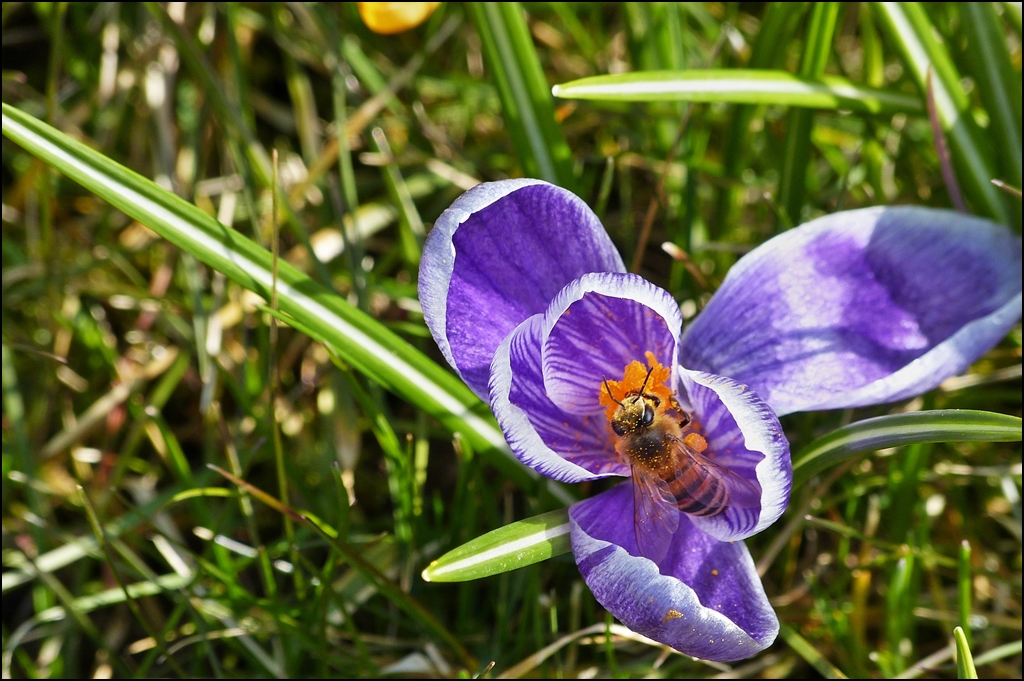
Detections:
[677, 369, 791, 542]
[570, 484, 778, 662]
[490, 314, 628, 483]
[541, 272, 683, 414]
[420, 180, 625, 398]
[681, 207, 1023, 416]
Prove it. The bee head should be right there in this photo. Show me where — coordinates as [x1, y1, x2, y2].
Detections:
[605, 378, 657, 435]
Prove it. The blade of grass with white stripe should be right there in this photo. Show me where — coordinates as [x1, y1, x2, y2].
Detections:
[792, 409, 1022, 488]
[422, 509, 571, 582]
[552, 69, 923, 115]
[872, 2, 1008, 223]
[0, 103, 568, 503]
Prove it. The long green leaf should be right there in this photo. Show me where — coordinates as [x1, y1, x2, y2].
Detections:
[872, 2, 1008, 223]
[468, 2, 576, 190]
[552, 69, 922, 114]
[0, 103, 572, 507]
[778, 2, 841, 227]
[792, 410, 1022, 488]
[718, 3, 809, 236]
[958, 2, 1022, 190]
[422, 509, 571, 582]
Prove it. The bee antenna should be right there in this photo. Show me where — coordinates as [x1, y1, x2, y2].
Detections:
[638, 365, 655, 395]
[603, 378, 624, 406]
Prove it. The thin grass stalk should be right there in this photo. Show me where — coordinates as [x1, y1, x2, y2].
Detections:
[778, 2, 840, 228]
[469, 2, 576, 190]
[77, 487, 187, 676]
[958, 540, 972, 648]
[872, 2, 1008, 223]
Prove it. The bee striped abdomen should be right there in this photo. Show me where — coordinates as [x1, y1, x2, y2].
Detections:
[662, 459, 730, 517]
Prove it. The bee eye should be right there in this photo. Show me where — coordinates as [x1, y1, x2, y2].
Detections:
[611, 420, 626, 436]
[641, 404, 654, 426]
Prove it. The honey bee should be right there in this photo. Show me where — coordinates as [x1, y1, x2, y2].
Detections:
[603, 368, 758, 563]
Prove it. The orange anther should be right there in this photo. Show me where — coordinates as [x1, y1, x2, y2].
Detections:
[599, 353, 673, 421]
[683, 433, 708, 453]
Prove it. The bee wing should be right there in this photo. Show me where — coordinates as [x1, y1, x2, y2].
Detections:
[631, 466, 680, 564]
[670, 437, 762, 510]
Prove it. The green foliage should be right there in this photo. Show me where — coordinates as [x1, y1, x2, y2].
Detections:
[553, 69, 923, 113]
[423, 509, 571, 582]
[2, 2, 1021, 678]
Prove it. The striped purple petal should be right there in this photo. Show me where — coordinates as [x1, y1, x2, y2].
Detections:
[681, 207, 1022, 416]
[677, 369, 791, 542]
[540, 272, 682, 414]
[570, 483, 779, 662]
[420, 180, 624, 399]
[489, 313, 625, 483]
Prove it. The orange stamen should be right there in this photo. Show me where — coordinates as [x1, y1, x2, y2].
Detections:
[683, 433, 708, 453]
[600, 351, 674, 421]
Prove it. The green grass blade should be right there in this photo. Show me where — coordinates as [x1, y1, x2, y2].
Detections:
[954, 626, 978, 679]
[30, 573, 192, 625]
[340, 370, 415, 546]
[872, 2, 1008, 223]
[973, 639, 1023, 668]
[1, 345, 36, 515]
[370, 127, 425, 265]
[1006, 2, 1023, 35]
[779, 624, 848, 679]
[778, 2, 840, 227]
[716, 2, 809, 238]
[422, 509, 571, 582]
[792, 409, 1022, 488]
[0, 103, 567, 504]
[341, 35, 406, 116]
[1, 484, 184, 594]
[548, 2, 598, 60]
[144, 2, 270, 186]
[469, 2, 576, 190]
[958, 2, 1022, 189]
[205, 464, 476, 670]
[552, 69, 922, 114]
[958, 540, 972, 648]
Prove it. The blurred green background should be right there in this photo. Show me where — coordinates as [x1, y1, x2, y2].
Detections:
[1, 2, 1021, 678]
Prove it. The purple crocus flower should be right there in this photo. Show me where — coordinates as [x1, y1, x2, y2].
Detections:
[418, 179, 1022, 661]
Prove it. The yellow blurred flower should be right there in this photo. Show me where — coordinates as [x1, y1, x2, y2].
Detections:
[357, 2, 441, 35]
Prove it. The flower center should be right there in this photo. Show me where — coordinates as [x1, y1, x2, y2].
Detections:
[599, 351, 674, 423]
[599, 352, 710, 456]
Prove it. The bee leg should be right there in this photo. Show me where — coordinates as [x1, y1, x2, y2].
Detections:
[678, 411, 691, 429]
